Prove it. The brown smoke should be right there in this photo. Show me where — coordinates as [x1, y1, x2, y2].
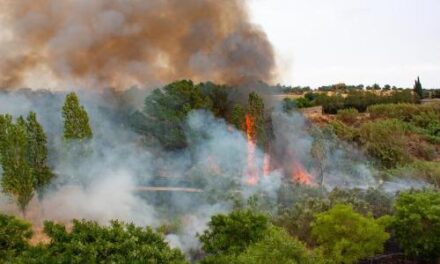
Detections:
[0, 0, 275, 90]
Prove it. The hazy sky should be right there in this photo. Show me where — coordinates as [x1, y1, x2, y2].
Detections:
[249, 0, 440, 88]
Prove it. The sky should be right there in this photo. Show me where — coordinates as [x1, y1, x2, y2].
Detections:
[248, 0, 440, 88]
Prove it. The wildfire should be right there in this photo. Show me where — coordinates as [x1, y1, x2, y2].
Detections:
[263, 152, 270, 177]
[245, 114, 258, 185]
[291, 160, 314, 185]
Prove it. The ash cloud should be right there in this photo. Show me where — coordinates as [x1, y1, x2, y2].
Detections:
[0, 0, 275, 90]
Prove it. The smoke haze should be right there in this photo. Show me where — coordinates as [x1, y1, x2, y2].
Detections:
[0, 0, 275, 90]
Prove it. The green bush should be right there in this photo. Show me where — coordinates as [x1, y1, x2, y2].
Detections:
[0, 214, 32, 259]
[393, 190, 440, 260]
[4, 219, 187, 263]
[368, 103, 420, 121]
[336, 108, 359, 124]
[311, 204, 390, 264]
[328, 120, 359, 142]
[359, 119, 410, 168]
[199, 210, 270, 256]
[235, 227, 323, 264]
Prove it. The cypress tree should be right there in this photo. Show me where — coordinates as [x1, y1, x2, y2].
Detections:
[0, 117, 34, 216]
[247, 92, 267, 147]
[24, 112, 54, 197]
[62, 92, 93, 140]
[414, 76, 423, 98]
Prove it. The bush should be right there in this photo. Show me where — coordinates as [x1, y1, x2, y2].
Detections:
[393, 190, 440, 260]
[199, 210, 270, 256]
[312, 204, 390, 264]
[328, 120, 359, 142]
[359, 119, 410, 168]
[274, 188, 392, 248]
[235, 227, 323, 264]
[0, 214, 32, 259]
[336, 108, 359, 124]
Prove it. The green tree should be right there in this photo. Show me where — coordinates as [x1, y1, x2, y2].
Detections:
[413, 76, 423, 98]
[141, 80, 213, 149]
[0, 118, 34, 215]
[235, 227, 322, 264]
[199, 210, 269, 256]
[392, 190, 440, 260]
[23, 112, 54, 197]
[40, 219, 187, 263]
[311, 204, 389, 264]
[62, 92, 93, 140]
[0, 214, 33, 260]
[230, 104, 246, 130]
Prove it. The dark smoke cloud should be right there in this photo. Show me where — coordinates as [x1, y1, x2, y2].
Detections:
[0, 0, 275, 90]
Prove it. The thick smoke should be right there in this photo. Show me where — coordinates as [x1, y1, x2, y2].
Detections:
[0, 0, 275, 90]
[0, 89, 430, 255]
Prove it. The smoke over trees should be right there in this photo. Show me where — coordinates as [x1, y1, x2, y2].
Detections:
[0, 0, 275, 90]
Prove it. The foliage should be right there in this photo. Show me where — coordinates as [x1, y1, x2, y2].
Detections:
[234, 227, 323, 264]
[311, 90, 418, 114]
[274, 188, 392, 247]
[0, 116, 34, 213]
[43, 220, 187, 263]
[327, 120, 359, 142]
[0, 214, 32, 259]
[247, 92, 266, 147]
[413, 76, 423, 98]
[385, 161, 440, 187]
[283, 97, 313, 111]
[336, 108, 359, 124]
[140, 80, 214, 149]
[312, 204, 390, 264]
[62, 92, 93, 140]
[392, 190, 440, 260]
[199, 210, 270, 256]
[23, 112, 54, 197]
[359, 119, 410, 168]
[230, 104, 246, 130]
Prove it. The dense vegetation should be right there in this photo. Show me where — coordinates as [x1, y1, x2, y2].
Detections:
[0, 80, 439, 263]
[1, 189, 439, 263]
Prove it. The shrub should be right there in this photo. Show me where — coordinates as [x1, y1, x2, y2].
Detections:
[328, 120, 359, 142]
[359, 119, 410, 168]
[42, 220, 187, 263]
[393, 190, 440, 260]
[0, 214, 32, 259]
[199, 210, 269, 256]
[312, 204, 390, 264]
[235, 227, 323, 264]
[336, 108, 359, 124]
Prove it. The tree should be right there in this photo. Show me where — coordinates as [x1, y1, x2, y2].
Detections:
[23, 112, 54, 197]
[41, 220, 187, 263]
[413, 76, 423, 98]
[392, 190, 440, 260]
[0, 118, 34, 216]
[141, 80, 213, 149]
[230, 104, 246, 131]
[62, 92, 93, 140]
[199, 210, 269, 256]
[0, 214, 33, 260]
[311, 204, 389, 264]
[235, 227, 323, 264]
[311, 131, 327, 190]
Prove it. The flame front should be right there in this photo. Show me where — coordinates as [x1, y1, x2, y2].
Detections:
[291, 160, 314, 185]
[245, 114, 258, 185]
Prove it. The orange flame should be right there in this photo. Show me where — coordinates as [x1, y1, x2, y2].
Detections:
[291, 161, 314, 185]
[263, 152, 270, 177]
[245, 114, 258, 185]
